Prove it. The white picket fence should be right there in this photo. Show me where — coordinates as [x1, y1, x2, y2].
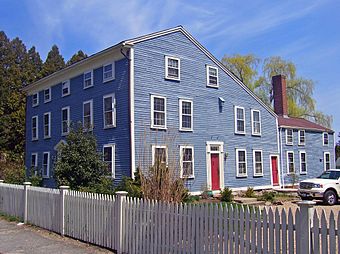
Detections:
[0, 180, 339, 254]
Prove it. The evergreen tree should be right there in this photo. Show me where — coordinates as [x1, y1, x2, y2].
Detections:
[66, 50, 87, 66]
[40, 45, 65, 77]
[26, 46, 43, 84]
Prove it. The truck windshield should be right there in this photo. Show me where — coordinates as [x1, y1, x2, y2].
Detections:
[317, 171, 340, 180]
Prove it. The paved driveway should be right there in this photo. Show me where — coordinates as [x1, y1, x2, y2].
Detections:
[0, 219, 113, 254]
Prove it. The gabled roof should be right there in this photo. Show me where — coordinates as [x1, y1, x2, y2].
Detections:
[278, 116, 333, 133]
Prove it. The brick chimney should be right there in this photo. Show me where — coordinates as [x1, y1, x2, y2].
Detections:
[272, 75, 288, 117]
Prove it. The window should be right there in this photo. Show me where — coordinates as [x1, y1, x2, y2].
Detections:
[324, 152, 331, 171]
[287, 151, 295, 174]
[84, 70, 93, 89]
[179, 99, 193, 131]
[251, 110, 261, 135]
[32, 93, 39, 107]
[300, 151, 307, 174]
[42, 152, 50, 178]
[103, 144, 115, 178]
[286, 129, 293, 145]
[180, 146, 194, 178]
[165, 56, 180, 80]
[152, 145, 167, 167]
[103, 94, 116, 128]
[43, 112, 51, 139]
[151, 95, 166, 129]
[236, 149, 247, 177]
[44, 88, 51, 103]
[323, 132, 329, 146]
[32, 116, 38, 141]
[298, 130, 305, 145]
[31, 153, 38, 169]
[206, 65, 219, 87]
[103, 63, 115, 82]
[253, 150, 263, 176]
[61, 107, 70, 135]
[62, 80, 70, 97]
[83, 100, 93, 130]
[234, 106, 245, 134]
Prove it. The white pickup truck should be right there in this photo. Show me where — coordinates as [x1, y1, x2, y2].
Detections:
[298, 169, 340, 205]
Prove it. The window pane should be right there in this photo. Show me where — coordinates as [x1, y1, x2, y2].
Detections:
[237, 108, 244, 119]
[239, 151, 245, 162]
[104, 97, 112, 111]
[154, 98, 164, 111]
[253, 111, 259, 121]
[182, 115, 191, 128]
[84, 103, 90, 116]
[154, 112, 165, 126]
[168, 59, 178, 68]
[182, 102, 191, 114]
[104, 147, 112, 162]
[104, 64, 112, 72]
[105, 112, 113, 125]
[155, 148, 166, 164]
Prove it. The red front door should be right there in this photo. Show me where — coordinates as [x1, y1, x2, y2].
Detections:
[271, 156, 279, 186]
[211, 154, 220, 190]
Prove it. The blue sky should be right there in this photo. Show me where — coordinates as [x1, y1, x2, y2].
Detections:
[1, 0, 339, 139]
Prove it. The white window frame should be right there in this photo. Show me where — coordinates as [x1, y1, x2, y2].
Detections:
[286, 129, 293, 145]
[43, 112, 51, 139]
[298, 130, 305, 146]
[323, 132, 329, 146]
[180, 145, 194, 178]
[32, 92, 39, 107]
[32, 115, 38, 141]
[103, 94, 116, 129]
[234, 106, 246, 134]
[150, 95, 167, 129]
[152, 145, 168, 166]
[299, 151, 307, 174]
[287, 151, 295, 174]
[103, 144, 115, 178]
[165, 56, 180, 81]
[83, 70, 93, 89]
[179, 99, 193, 131]
[42, 152, 50, 178]
[206, 65, 219, 88]
[44, 87, 51, 103]
[61, 80, 70, 97]
[31, 153, 38, 169]
[103, 62, 115, 83]
[83, 100, 93, 130]
[61, 106, 70, 136]
[324, 152, 331, 171]
[236, 148, 247, 177]
[251, 109, 261, 136]
[253, 150, 263, 177]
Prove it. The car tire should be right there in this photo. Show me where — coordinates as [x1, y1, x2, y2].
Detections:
[323, 190, 337, 206]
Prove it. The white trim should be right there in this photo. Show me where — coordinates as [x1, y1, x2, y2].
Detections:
[150, 95, 167, 129]
[42, 152, 50, 178]
[151, 145, 168, 166]
[103, 93, 116, 129]
[286, 151, 295, 174]
[234, 106, 246, 134]
[205, 141, 224, 190]
[83, 70, 94, 89]
[103, 62, 115, 83]
[206, 65, 219, 88]
[253, 150, 263, 177]
[129, 47, 136, 179]
[298, 130, 305, 146]
[299, 151, 307, 174]
[31, 115, 38, 141]
[61, 106, 70, 136]
[165, 56, 180, 81]
[61, 80, 70, 97]
[103, 144, 115, 178]
[324, 152, 331, 171]
[43, 112, 51, 139]
[179, 99, 193, 131]
[285, 129, 293, 145]
[236, 148, 247, 177]
[44, 87, 51, 103]
[251, 109, 261, 136]
[322, 132, 329, 146]
[83, 100, 93, 130]
[180, 145, 194, 178]
[31, 153, 38, 168]
[32, 92, 39, 107]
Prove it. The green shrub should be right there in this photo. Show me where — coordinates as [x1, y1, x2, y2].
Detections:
[220, 187, 234, 202]
[258, 191, 276, 202]
[244, 187, 256, 198]
[183, 195, 200, 203]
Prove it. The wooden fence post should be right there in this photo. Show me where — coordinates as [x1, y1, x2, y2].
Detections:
[297, 201, 315, 254]
[23, 182, 31, 223]
[116, 191, 128, 254]
[59, 185, 69, 236]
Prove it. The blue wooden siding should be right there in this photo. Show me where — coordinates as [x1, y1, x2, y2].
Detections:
[133, 31, 279, 192]
[25, 58, 131, 187]
[280, 129, 335, 185]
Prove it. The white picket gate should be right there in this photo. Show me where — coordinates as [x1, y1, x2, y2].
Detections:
[0, 180, 339, 254]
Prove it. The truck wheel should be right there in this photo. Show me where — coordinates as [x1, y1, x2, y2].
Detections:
[323, 190, 337, 206]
